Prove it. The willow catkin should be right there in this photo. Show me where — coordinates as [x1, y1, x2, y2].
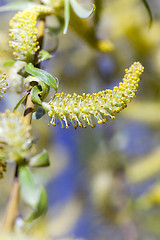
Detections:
[9, 5, 53, 62]
[0, 71, 8, 100]
[42, 62, 144, 129]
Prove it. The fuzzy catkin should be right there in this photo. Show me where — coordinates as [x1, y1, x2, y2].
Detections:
[0, 72, 8, 100]
[0, 110, 35, 162]
[43, 62, 144, 129]
[9, 5, 53, 62]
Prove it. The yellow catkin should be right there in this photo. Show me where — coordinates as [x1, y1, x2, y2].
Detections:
[43, 62, 144, 129]
[0, 110, 35, 162]
[9, 5, 53, 62]
[0, 72, 8, 100]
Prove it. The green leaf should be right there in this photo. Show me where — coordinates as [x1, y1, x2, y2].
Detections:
[70, 0, 95, 19]
[18, 66, 29, 78]
[3, 60, 15, 67]
[47, 26, 62, 35]
[141, 0, 153, 27]
[30, 85, 42, 106]
[29, 149, 50, 167]
[19, 166, 40, 207]
[94, 0, 103, 25]
[0, 2, 36, 12]
[24, 76, 40, 84]
[64, 0, 70, 34]
[26, 187, 48, 223]
[46, 16, 64, 35]
[19, 166, 48, 222]
[13, 94, 27, 111]
[25, 63, 58, 91]
[32, 107, 46, 120]
[37, 50, 52, 64]
[25, 76, 50, 100]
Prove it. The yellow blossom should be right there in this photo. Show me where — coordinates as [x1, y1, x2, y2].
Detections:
[0, 71, 8, 100]
[0, 110, 35, 162]
[43, 62, 144, 129]
[9, 5, 53, 62]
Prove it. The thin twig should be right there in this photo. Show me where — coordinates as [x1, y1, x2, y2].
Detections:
[2, 165, 20, 232]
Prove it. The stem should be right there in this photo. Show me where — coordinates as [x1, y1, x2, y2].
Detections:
[2, 166, 20, 232]
[2, 17, 46, 232]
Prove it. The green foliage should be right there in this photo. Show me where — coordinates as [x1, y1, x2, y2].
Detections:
[64, 0, 95, 34]
[30, 85, 43, 106]
[25, 63, 58, 90]
[141, 0, 153, 27]
[37, 50, 52, 64]
[0, 1, 36, 12]
[19, 166, 48, 222]
[29, 149, 50, 167]
[70, 0, 95, 19]
[13, 94, 27, 111]
[3, 60, 15, 67]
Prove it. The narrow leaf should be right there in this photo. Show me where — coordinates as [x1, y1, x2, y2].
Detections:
[63, 0, 70, 34]
[0, 2, 36, 12]
[70, 0, 95, 19]
[13, 94, 27, 111]
[141, 0, 153, 27]
[25, 63, 57, 91]
[19, 166, 40, 207]
[24, 76, 40, 84]
[94, 0, 103, 25]
[18, 66, 29, 78]
[37, 50, 52, 64]
[29, 149, 50, 167]
[30, 85, 42, 106]
[26, 187, 48, 222]
[25, 76, 50, 100]
[3, 60, 15, 67]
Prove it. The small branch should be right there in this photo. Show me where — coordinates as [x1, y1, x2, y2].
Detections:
[24, 85, 35, 125]
[2, 17, 46, 232]
[2, 166, 20, 232]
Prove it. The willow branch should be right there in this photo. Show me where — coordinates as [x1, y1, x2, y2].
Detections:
[2, 17, 46, 232]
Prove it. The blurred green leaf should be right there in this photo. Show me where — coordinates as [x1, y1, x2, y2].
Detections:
[19, 166, 48, 222]
[25, 63, 58, 90]
[26, 187, 48, 222]
[64, 0, 70, 34]
[94, 0, 103, 25]
[0, 2, 36, 12]
[47, 26, 62, 35]
[29, 149, 50, 167]
[37, 50, 52, 64]
[141, 0, 153, 27]
[13, 94, 27, 111]
[30, 85, 42, 106]
[19, 166, 40, 207]
[18, 66, 28, 78]
[3, 60, 15, 67]
[70, 0, 95, 19]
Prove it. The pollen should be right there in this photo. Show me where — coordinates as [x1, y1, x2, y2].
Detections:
[0, 72, 8, 100]
[0, 110, 35, 162]
[43, 62, 144, 129]
[9, 5, 53, 62]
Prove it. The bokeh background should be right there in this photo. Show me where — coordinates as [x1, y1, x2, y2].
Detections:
[1, 0, 160, 239]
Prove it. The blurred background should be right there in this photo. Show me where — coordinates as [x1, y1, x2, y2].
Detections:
[1, 0, 160, 239]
